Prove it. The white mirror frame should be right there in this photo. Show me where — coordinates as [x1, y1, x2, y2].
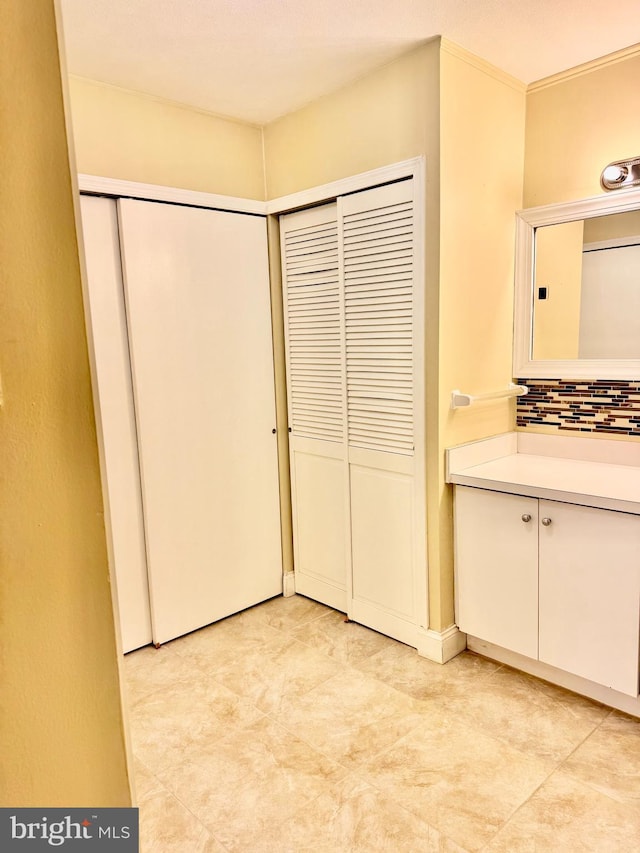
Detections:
[513, 187, 640, 379]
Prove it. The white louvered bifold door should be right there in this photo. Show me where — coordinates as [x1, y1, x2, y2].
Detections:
[342, 181, 422, 646]
[281, 202, 349, 610]
[281, 179, 426, 645]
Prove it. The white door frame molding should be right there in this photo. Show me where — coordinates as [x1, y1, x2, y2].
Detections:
[267, 157, 425, 215]
[78, 174, 267, 216]
[79, 156, 425, 218]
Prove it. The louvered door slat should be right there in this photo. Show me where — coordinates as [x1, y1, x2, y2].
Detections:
[344, 234, 412, 251]
[343, 217, 412, 238]
[285, 226, 337, 245]
[346, 287, 411, 299]
[344, 265, 412, 280]
[287, 282, 338, 294]
[287, 276, 339, 288]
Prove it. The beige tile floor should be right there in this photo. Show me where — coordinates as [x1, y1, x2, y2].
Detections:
[124, 594, 640, 852]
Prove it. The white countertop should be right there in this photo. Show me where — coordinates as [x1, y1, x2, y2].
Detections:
[446, 433, 640, 515]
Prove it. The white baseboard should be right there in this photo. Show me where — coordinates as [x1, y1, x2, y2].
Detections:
[282, 571, 296, 598]
[417, 625, 467, 664]
[349, 600, 420, 649]
[294, 573, 347, 611]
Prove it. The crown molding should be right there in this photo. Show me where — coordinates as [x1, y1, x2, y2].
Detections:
[528, 42, 640, 93]
[440, 38, 526, 93]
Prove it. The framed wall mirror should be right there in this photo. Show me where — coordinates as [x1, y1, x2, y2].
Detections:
[513, 187, 640, 379]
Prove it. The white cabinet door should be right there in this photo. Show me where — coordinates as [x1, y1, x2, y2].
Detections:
[118, 199, 282, 645]
[79, 195, 152, 653]
[454, 486, 538, 658]
[539, 501, 640, 696]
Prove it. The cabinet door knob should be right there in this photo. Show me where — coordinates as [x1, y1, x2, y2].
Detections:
[541, 517, 552, 526]
[521, 513, 532, 523]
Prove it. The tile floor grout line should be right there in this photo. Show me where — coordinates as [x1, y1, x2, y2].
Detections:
[257, 606, 341, 639]
[134, 749, 232, 851]
[155, 713, 350, 850]
[472, 707, 615, 853]
[160, 782, 233, 851]
[556, 704, 613, 761]
[552, 706, 640, 807]
[346, 696, 560, 853]
[258, 664, 445, 781]
[131, 754, 167, 807]
[337, 654, 615, 851]
[351, 657, 509, 704]
[474, 756, 564, 853]
[260, 671, 366, 775]
[189, 625, 393, 714]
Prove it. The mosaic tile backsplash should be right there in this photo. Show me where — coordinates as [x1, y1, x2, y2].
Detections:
[516, 379, 640, 437]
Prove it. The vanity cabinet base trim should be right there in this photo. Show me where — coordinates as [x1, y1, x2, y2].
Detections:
[468, 636, 640, 718]
[417, 625, 467, 664]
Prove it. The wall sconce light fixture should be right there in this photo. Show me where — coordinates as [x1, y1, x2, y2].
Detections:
[600, 156, 640, 191]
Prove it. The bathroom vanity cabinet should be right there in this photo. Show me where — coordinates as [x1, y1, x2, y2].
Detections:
[455, 486, 640, 696]
[447, 432, 640, 706]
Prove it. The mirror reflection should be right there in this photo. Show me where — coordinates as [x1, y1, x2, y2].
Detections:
[532, 210, 640, 360]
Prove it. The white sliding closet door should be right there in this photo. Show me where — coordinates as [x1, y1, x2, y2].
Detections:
[118, 199, 282, 645]
[79, 195, 152, 653]
[281, 180, 426, 646]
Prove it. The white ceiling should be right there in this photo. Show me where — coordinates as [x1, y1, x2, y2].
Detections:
[59, 0, 640, 125]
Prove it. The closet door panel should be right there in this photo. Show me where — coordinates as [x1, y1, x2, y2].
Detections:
[118, 199, 282, 645]
[290, 439, 348, 611]
[342, 181, 422, 643]
[349, 460, 416, 645]
[281, 202, 348, 609]
[79, 195, 152, 653]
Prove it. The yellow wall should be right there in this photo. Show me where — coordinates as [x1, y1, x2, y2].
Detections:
[532, 220, 584, 359]
[0, 0, 131, 806]
[68, 76, 265, 199]
[524, 50, 640, 207]
[264, 41, 526, 632]
[437, 45, 526, 626]
[263, 41, 441, 198]
[264, 40, 446, 626]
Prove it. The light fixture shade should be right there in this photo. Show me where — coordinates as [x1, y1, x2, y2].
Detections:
[600, 156, 640, 191]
